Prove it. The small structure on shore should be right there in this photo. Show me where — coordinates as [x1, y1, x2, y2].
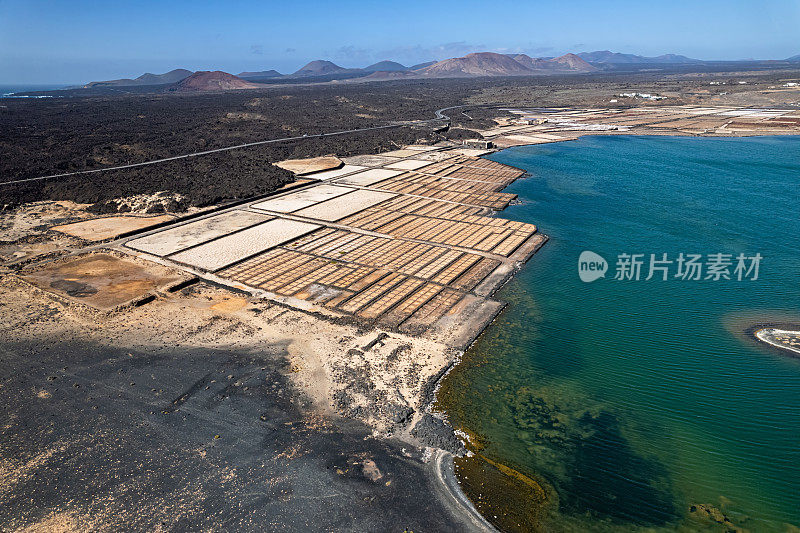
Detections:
[462, 139, 493, 149]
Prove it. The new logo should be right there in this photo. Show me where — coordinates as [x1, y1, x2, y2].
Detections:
[578, 251, 607, 282]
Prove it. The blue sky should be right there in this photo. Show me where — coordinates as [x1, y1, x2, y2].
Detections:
[1, 0, 799, 84]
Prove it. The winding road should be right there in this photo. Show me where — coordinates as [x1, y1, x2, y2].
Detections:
[2, 103, 502, 187]
[1, 111, 455, 187]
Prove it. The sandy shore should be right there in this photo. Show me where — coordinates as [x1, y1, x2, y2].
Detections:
[0, 273, 496, 531]
[754, 327, 800, 356]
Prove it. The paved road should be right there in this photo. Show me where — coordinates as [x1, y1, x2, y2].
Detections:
[2, 103, 509, 187]
[434, 105, 467, 120]
[1, 119, 444, 186]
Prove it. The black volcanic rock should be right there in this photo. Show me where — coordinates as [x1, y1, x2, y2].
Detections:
[411, 414, 465, 455]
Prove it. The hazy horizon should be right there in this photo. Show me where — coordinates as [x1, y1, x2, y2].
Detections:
[1, 0, 799, 84]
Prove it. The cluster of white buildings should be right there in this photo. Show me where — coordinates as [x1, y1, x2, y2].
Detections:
[618, 92, 667, 101]
[513, 117, 547, 125]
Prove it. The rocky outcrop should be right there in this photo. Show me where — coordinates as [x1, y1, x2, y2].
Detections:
[688, 503, 746, 532]
[411, 414, 466, 455]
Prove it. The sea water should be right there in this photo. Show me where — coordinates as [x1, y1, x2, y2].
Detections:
[438, 135, 800, 531]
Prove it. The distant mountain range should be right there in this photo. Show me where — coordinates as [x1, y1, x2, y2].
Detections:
[576, 50, 702, 64]
[412, 52, 597, 77]
[236, 69, 282, 79]
[77, 50, 800, 91]
[83, 68, 193, 88]
[290, 60, 364, 77]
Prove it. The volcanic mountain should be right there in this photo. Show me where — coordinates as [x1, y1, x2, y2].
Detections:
[84, 69, 192, 88]
[417, 52, 534, 77]
[549, 53, 597, 71]
[577, 50, 701, 64]
[363, 60, 408, 72]
[292, 60, 352, 77]
[415, 51, 598, 77]
[510, 54, 559, 70]
[238, 69, 282, 79]
[170, 71, 259, 91]
[409, 60, 437, 70]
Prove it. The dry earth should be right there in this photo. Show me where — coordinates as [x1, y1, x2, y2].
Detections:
[0, 276, 478, 531]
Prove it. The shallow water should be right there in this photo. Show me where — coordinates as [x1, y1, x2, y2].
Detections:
[438, 135, 800, 531]
[0, 85, 64, 97]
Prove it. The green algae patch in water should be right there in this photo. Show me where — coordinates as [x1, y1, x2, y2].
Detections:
[453, 452, 550, 533]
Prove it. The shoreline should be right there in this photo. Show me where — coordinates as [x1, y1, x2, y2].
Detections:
[432, 131, 800, 531]
[752, 326, 800, 356]
[3, 107, 799, 530]
[488, 124, 800, 152]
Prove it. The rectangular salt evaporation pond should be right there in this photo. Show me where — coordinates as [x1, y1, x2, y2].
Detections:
[306, 165, 367, 181]
[335, 168, 404, 186]
[719, 109, 788, 118]
[169, 219, 320, 272]
[385, 159, 432, 171]
[126, 210, 271, 257]
[415, 151, 459, 162]
[250, 184, 353, 213]
[293, 189, 396, 222]
[341, 154, 400, 167]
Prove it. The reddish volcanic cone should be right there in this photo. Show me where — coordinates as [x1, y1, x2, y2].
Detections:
[550, 53, 598, 71]
[172, 71, 259, 91]
[419, 52, 534, 77]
